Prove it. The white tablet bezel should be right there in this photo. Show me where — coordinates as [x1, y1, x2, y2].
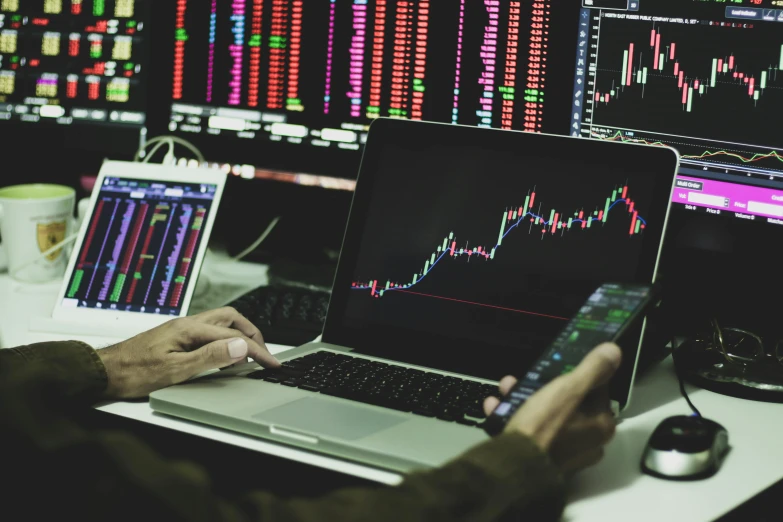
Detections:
[52, 161, 227, 332]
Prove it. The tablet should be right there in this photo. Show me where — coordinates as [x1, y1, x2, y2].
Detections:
[51, 161, 227, 335]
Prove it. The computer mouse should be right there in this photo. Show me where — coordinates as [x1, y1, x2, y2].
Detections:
[641, 415, 729, 480]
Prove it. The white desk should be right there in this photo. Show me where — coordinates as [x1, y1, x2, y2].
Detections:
[2, 255, 782, 521]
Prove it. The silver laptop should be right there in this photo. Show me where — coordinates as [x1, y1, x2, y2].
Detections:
[150, 119, 679, 473]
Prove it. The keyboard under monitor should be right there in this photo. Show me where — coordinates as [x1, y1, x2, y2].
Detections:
[228, 286, 330, 347]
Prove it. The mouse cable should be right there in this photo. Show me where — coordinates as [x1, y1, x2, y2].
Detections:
[229, 216, 282, 262]
[671, 336, 702, 418]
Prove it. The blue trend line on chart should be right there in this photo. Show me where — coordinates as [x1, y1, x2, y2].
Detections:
[351, 184, 646, 299]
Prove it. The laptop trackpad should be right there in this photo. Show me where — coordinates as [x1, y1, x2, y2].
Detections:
[254, 397, 406, 441]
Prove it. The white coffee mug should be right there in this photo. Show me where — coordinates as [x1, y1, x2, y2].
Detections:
[0, 184, 76, 283]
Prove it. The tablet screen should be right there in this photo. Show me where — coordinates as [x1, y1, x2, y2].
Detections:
[62, 176, 218, 316]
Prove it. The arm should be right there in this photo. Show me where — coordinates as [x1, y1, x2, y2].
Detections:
[0, 340, 107, 404]
[0, 340, 565, 522]
[3, 311, 619, 522]
[0, 306, 280, 404]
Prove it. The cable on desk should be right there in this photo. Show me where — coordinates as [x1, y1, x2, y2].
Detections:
[672, 335, 703, 418]
[229, 216, 282, 262]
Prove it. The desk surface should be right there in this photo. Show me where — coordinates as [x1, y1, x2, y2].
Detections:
[2, 253, 782, 522]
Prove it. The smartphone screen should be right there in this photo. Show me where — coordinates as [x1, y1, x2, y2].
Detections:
[483, 283, 656, 436]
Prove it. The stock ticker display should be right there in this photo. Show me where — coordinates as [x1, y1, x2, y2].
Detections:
[0, 0, 149, 126]
[343, 143, 658, 348]
[573, 0, 783, 171]
[63, 177, 217, 315]
[352, 183, 648, 301]
[571, 0, 783, 228]
[168, 1, 556, 152]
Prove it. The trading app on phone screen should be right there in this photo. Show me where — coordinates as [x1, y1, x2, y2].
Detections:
[493, 284, 651, 419]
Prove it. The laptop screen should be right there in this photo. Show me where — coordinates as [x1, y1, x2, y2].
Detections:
[62, 176, 218, 316]
[329, 123, 675, 362]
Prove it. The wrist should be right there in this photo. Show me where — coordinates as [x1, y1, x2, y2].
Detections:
[505, 424, 551, 453]
[96, 345, 130, 399]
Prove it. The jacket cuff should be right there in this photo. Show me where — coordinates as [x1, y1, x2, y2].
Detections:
[8, 341, 108, 404]
[458, 431, 566, 518]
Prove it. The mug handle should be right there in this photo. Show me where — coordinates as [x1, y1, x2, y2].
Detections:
[77, 197, 90, 227]
[63, 198, 91, 259]
[0, 197, 89, 275]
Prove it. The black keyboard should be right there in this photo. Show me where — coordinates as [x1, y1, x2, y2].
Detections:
[228, 286, 330, 346]
[247, 351, 497, 427]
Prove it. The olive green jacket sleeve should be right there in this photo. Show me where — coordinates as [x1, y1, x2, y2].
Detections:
[0, 341, 566, 522]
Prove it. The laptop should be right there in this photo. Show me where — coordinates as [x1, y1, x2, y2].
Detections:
[150, 119, 679, 473]
[31, 161, 227, 339]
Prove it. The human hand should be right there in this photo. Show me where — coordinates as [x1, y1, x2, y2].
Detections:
[97, 307, 281, 399]
[483, 343, 621, 476]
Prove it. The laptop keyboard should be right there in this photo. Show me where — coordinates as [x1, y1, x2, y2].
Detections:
[247, 351, 498, 427]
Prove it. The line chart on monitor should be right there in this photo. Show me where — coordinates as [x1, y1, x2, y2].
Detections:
[579, 11, 783, 173]
[351, 182, 646, 311]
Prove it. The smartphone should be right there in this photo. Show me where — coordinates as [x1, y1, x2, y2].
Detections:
[483, 283, 659, 436]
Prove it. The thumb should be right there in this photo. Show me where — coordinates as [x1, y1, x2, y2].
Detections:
[568, 343, 623, 396]
[186, 337, 249, 376]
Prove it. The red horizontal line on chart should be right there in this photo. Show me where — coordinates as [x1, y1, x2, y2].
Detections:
[394, 289, 569, 321]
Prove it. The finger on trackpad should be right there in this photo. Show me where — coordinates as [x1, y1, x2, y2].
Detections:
[253, 397, 407, 441]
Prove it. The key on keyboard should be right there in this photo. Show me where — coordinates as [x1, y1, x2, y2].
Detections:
[247, 351, 497, 428]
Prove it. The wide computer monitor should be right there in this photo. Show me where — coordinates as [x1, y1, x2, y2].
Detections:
[0, 0, 150, 128]
[569, 0, 783, 331]
[162, 0, 581, 180]
[159, 0, 783, 330]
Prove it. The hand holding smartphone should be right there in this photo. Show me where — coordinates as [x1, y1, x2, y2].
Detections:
[483, 283, 658, 436]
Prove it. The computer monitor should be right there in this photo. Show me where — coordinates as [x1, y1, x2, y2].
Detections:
[159, 0, 781, 324]
[163, 0, 583, 179]
[569, 0, 783, 331]
[0, 0, 150, 127]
